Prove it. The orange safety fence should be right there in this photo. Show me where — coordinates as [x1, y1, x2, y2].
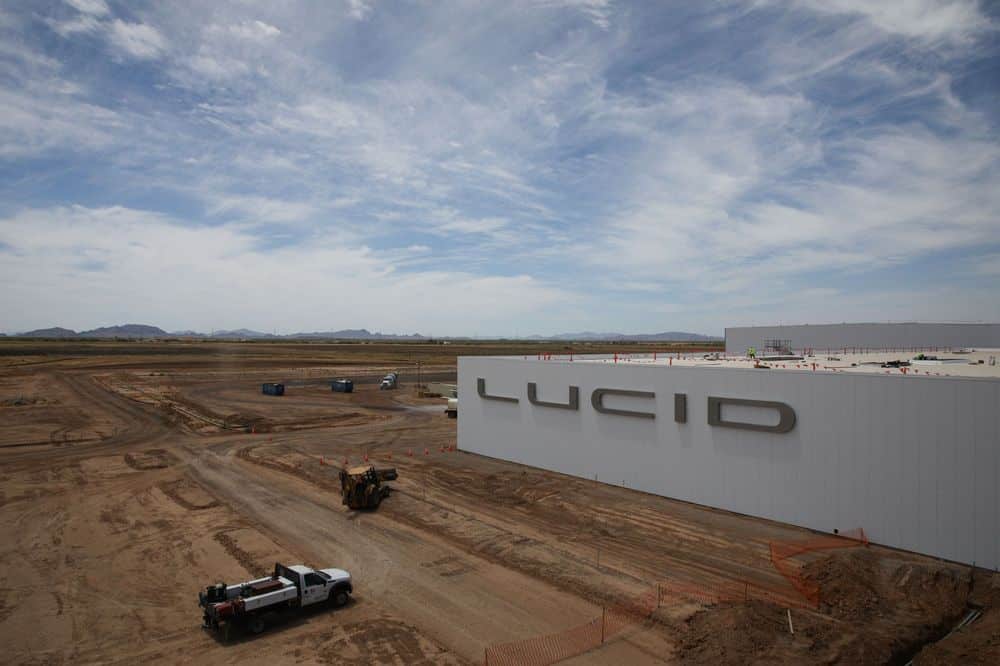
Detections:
[483, 528, 869, 665]
[658, 577, 814, 610]
[484, 588, 657, 666]
[603, 587, 658, 638]
[484, 616, 602, 666]
[770, 527, 868, 607]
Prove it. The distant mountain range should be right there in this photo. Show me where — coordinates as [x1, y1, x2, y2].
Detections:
[10, 324, 719, 341]
[14, 325, 424, 340]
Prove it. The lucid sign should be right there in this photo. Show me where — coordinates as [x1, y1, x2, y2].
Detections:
[476, 378, 796, 433]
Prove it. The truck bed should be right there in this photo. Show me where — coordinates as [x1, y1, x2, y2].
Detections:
[240, 584, 298, 612]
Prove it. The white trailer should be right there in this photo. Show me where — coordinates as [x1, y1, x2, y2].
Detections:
[199, 562, 352, 637]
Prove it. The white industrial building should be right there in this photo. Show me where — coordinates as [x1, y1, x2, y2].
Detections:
[725, 322, 1000, 356]
[458, 348, 1000, 570]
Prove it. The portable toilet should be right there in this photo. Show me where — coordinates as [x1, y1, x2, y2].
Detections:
[331, 379, 354, 393]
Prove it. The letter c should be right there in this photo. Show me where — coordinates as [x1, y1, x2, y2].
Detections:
[591, 388, 655, 419]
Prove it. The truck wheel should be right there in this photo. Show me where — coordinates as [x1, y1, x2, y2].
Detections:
[330, 589, 349, 607]
[248, 614, 265, 635]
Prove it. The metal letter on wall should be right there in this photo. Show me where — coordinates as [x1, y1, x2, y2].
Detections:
[527, 383, 579, 410]
[707, 396, 795, 433]
[591, 388, 655, 419]
[477, 377, 518, 403]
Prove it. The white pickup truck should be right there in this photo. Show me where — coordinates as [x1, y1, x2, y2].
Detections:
[199, 562, 352, 637]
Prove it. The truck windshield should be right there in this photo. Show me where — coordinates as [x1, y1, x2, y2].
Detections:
[317, 571, 331, 580]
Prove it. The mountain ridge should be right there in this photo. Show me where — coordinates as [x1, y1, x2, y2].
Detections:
[12, 324, 720, 341]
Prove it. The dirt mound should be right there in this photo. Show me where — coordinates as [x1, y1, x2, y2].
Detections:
[803, 549, 969, 624]
[675, 600, 788, 663]
[673, 599, 894, 664]
[674, 550, 974, 665]
[803, 548, 884, 619]
[123, 449, 174, 470]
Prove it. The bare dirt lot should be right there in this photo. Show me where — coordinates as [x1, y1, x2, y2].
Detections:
[0, 340, 995, 664]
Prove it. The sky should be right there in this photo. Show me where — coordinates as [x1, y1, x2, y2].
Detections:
[0, 0, 998, 336]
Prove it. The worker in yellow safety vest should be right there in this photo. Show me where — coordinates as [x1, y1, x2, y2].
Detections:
[748, 347, 756, 359]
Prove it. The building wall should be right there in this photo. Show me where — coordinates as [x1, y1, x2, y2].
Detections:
[725, 323, 1000, 355]
[458, 357, 1000, 569]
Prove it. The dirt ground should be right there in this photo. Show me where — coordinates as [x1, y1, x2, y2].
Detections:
[0, 340, 995, 665]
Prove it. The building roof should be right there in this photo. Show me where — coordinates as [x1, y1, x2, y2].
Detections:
[496, 349, 1000, 379]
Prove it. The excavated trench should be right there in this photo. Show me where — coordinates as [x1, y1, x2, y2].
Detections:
[891, 604, 979, 665]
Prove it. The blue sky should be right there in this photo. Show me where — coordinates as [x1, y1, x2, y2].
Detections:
[1, 0, 998, 336]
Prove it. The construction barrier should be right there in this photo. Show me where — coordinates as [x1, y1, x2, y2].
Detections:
[485, 616, 602, 666]
[482, 528, 868, 665]
[484, 587, 658, 666]
[603, 587, 658, 638]
[769, 527, 868, 607]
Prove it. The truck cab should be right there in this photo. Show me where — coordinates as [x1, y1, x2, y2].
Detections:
[274, 563, 353, 607]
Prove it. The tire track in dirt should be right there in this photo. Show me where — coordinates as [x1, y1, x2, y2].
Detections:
[214, 531, 268, 578]
[0, 371, 176, 469]
[179, 440, 609, 663]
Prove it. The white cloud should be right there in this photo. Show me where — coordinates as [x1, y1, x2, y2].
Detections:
[47, 14, 102, 37]
[0, 40, 61, 70]
[582, 76, 1000, 298]
[225, 20, 281, 41]
[790, 0, 991, 42]
[107, 20, 167, 59]
[535, 0, 615, 29]
[0, 206, 570, 334]
[65, 0, 109, 16]
[184, 51, 250, 81]
[0, 86, 121, 157]
[346, 0, 372, 21]
[963, 254, 1000, 277]
[208, 195, 317, 223]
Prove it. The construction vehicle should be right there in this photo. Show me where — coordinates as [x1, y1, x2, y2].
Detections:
[339, 465, 398, 509]
[379, 372, 398, 390]
[445, 397, 458, 419]
[199, 562, 351, 638]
